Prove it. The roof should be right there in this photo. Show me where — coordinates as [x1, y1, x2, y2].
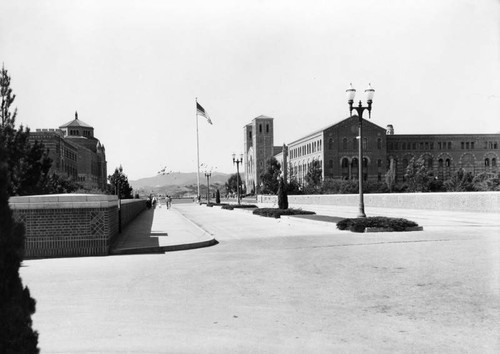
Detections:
[287, 115, 386, 146]
[59, 113, 93, 129]
[253, 115, 274, 120]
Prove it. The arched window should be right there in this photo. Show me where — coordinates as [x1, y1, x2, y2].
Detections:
[445, 159, 451, 167]
[377, 159, 382, 168]
[342, 158, 349, 168]
[485, 158, 490, 167]
[377, 138, 382, 150]
[438, 159, 444, 168]
[493, 158, 497, 167]
[259, 124, 262, 133]
[352, 138, 357, 151]
[342, 138, 348, 150]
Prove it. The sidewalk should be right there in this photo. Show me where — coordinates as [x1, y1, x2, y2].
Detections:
[110, 204, 217, 255]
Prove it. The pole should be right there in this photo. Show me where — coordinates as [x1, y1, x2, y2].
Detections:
[206, 173, 210, 204]
[196, 98, 201, 202]
[236, 162, 241, 205]
[358, 115, 366, 217]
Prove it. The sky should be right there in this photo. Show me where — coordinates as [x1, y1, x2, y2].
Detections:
[1, 0, 499, 180]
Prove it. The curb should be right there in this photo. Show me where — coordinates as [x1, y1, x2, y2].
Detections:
[110, 238, 218, 255]
[280, 215, 335, 226]
[365, 226, 424, 233]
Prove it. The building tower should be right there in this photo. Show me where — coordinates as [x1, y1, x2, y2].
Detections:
[243, 115, 275, 193]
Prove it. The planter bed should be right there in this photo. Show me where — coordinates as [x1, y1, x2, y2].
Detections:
[337, 216, 422, 233]
[253, 208, 316, 219]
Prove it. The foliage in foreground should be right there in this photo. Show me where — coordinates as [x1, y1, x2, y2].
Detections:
[0, 142, 39, 352]
[253, 208, 315, 219]
[336, 216, 418, 233]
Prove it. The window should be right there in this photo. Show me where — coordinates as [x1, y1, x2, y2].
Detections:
[448, 142, 452, 149]
[248, 131, 252, 139]
[343, 138, 348, 150]
[485, 158, 490, 167]
[430, 142, 434, 150]
[266, 124, 269, 133]
[412, 143, 417, 150]
[259, 124, 262, 133]
[445, 159, 451, 167]
[420, 142, 424, 150]
[388, 142, 393, 150]
[492, 158, 497, 167]
[377, 159, 382, 168]
[461, 142, 464, 149]
[352, 138, 357, 151]
[438, 142, 442, 150]
[425, 142, 429, 150]
[377, 138, 382, 149]
[363, 138, 367, 150]
[402, 142, 406, 150]
[471, 142, 474, 149]
[329, 138, 333, 150]
[466, 142, 470, 149]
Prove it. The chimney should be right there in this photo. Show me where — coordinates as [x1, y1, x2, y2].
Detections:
[386, 124, 394, 135]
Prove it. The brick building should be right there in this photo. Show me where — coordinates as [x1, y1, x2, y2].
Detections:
[30, 112, 107, 191]
[244, 115, 500, 190]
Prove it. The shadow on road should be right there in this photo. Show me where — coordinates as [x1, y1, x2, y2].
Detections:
[111, 208, 158, 253]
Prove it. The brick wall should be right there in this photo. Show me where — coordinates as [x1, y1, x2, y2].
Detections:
[9, 194, 125, 259]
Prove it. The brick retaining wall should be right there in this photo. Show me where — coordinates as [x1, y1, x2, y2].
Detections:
[257, 191, 500, 213]
[9, 194, 146, 259]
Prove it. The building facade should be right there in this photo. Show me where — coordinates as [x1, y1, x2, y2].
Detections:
[30, 112, 107, 191]
[244, 115, 499, 190]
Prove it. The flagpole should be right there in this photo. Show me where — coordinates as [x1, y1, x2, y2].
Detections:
[196, 98, 201, 202]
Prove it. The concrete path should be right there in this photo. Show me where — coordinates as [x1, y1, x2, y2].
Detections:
[20, 202, 500, 353]
[111, 202, 217, 254]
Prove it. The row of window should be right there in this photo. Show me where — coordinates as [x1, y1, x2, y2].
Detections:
[290, 140, 323, 159]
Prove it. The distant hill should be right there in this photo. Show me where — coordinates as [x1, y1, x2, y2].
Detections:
[130, 171, 231, 197]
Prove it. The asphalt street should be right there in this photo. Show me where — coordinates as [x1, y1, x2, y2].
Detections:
[20, 202, 500, 353]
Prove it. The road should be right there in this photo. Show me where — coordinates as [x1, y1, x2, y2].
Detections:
[21, 202, 500, 353]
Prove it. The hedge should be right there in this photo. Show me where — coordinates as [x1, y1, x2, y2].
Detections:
[253, 208, 316, 219]
[336, 216, 418, 233]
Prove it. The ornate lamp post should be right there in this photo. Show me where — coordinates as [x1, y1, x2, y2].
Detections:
[232, 153, 243, 205]
[204, 171, 211, 204]
[346, 83, 375, 218]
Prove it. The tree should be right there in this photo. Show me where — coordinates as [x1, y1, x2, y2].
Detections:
[215, 189, 221, 204]
[1, 65, 52, 196]
[385, 158, 396, 192]
[224, 173, 243, 196]
[404, 157, 431, 192]
[0, 139, 39, 353]
[277, 177, 288, 209]
[443, 168, 474, 192]
[260, 157, 281, 194]
[304, 160, 322, 193]
[472, 171, 500, 191]
[108, 165, 133, 199]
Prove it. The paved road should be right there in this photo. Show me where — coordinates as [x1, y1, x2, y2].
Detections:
[20, 203, 500, 353]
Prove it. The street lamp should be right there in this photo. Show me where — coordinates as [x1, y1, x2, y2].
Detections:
[232, 153, 243, 205]
[346, 83, 375, 218]
[204, 171, 211, 204]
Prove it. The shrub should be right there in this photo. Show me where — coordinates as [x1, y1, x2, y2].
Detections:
[253, 208, 315, 219]
[277, 178, 288, 209]
[337, 216, 418, 233]
[221, 204, 257, 210]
